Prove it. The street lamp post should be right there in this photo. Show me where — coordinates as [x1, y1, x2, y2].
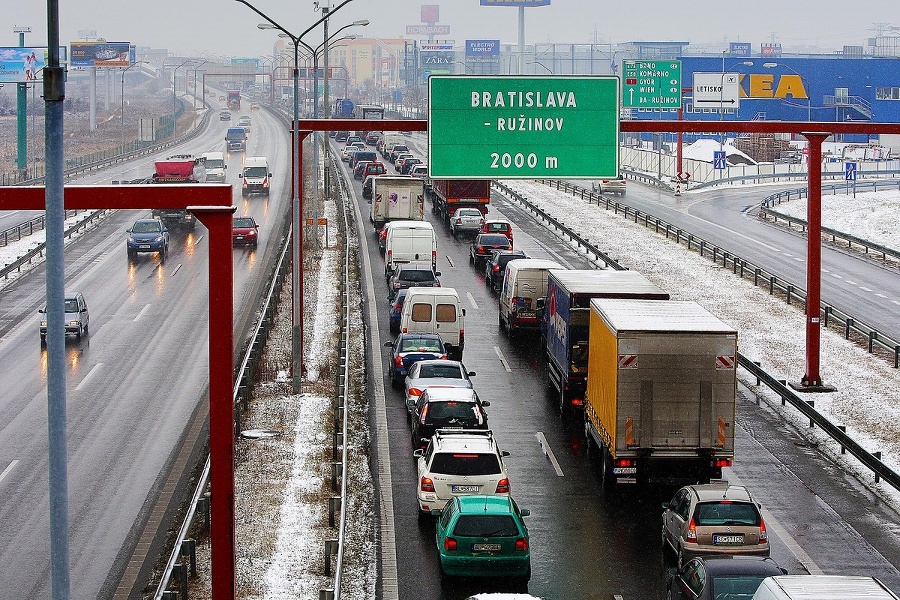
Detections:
[192, 60, 210, 110]
[121, 61, 147, 152]
[763, 62, 811, 121]
[169, 60, 193, 138]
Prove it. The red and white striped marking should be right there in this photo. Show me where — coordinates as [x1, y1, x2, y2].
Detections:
[716, 356, 735, 370]
[618, 354, 638, 369]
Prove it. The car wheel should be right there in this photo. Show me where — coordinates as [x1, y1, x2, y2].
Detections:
[127, 249, 136, 261]
[40, 334, 47, 346]
[251, 241, 258, 249]
[417, 508, 431, 526]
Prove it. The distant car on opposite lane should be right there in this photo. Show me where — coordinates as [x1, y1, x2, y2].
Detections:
[39, 291, 90, 343]
[126, 218, 169, 261]
[232, 216, 260, 248]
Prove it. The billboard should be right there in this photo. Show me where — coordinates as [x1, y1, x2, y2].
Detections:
[421, 4, 439, 22]
[466, 40, 500, 57]
[70, 42, 132, 67]
[406, 25, 451, 35]
[0, 47, 46, 82]
[480, 0, 551, 5]
[730, 42, 752, 57]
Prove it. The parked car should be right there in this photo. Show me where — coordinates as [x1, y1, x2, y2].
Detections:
[410, 387, 489, 449]
[384, 332, 447, 388]
[480, 219, 514, 244]
[667, 556, 786, 600]
[593, 174, 626, 195]
[470, 233, 512, 266]
[484, 249, 528, 292]
[433, 495, 530, 584]
[388, 289, 408, 334]
[449, 207, 485, 238]
[403, 359, 476, 415]
[414, 428, 505, 516]
[39, 291, 90, 343]
[126, 218, 169, 261]
[662, 481, 770, 567]
[388, 264, 441, 301]
[232, 215, 259, 248]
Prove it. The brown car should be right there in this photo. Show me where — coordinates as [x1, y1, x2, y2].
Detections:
[662, 481, 769, 567]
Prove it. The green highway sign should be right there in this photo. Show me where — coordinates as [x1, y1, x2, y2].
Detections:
[622, 60, 682, 108]
[428, 75, 620, 179]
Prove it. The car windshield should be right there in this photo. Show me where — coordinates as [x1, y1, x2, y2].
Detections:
[430, 451, 500, 475]
[205, 159, 225, 169]
[427, 401, 484, 425]
[418, 364, 464, 379]
[234, 218, 255, 228]
[132, 221, 160, 233]
[400, 337, 443, 352]
[244, 167, 267, 177]
[695, 502, 760, 526]
[453, 515, 518, 537]
[64, 299, 79, 313]
[710, 575, 770, 599]
[400, 270, 436, 282]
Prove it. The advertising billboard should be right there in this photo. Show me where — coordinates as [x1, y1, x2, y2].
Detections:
[466, 40, 500, 57]
[70, 42, 132, 67]
[730, 42, 752, 57]
[421, 4, 439, 22]
[0, 47, 46, 82]
[480, 0, 551, 5]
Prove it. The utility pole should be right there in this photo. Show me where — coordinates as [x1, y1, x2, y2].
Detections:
[14, 25, 31, 179]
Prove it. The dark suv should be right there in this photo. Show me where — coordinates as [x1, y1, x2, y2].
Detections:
[410, 387, 490, 449]
[388, 264, 441, 301]
[470, 233, 512, 267]
[484, 250, 527, 291]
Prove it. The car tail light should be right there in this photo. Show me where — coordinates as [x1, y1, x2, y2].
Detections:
[455, 217, 462, 225]
[759, 517, 768, 541]
[420, 404, 429, 424]
[242, 179, 248, 188]
[713, 457, 732, 468]
[440, 354, 448, 360]
[571, 397, 584, 407]
[392, 282, 400, 289]
[262, 177, 269, 188]
[387, 250, 392, 261]
[421, 476, 435, 492]
[459, 330, 464, 348]
[408, 388, 423, 397]
[444, 537, 457, 551]
[686, 518, 697, 542]
[395, 355, 403, 368]
[476, 246, 484, 254]
[515, 538, 528, 551]
[495, 478, 510, 493]
[493, 264, 500, 272]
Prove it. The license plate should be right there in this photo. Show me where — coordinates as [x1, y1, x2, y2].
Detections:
[235, 236, 244, 241]
[713, 535, 744, 544]
[517, 310, 535, 318]
[472, 543, 501, 552]
[451, 485, 480, 493]
[139, 245, 151, 250]
[613, 467, 637, 475]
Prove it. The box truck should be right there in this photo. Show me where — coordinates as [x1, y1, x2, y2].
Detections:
[586, 299, 737, 486]
[370, 176, 425, 232]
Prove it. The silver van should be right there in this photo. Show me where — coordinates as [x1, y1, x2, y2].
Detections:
[753, 575, 899, 600]
[201, 151, 227, 182]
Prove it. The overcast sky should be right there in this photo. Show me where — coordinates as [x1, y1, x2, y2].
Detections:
[4, 1, 888, 59]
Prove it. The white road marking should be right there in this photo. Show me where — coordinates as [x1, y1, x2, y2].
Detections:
[794, 257, 804, 262]
[892, 300, 900, 306]
[821, 268, 830, 273]
[134, 304, 152, 321]
[0, 460, 18, 485]
[859, 286, 872, 292]
[875, 293, 887, 299]
[466, 292, 479, 310]
[493, 346, 512, 373]
[831, 273, 843, 279]
[846, 280, 857, 285]
[445, 255, 454, 267]
[171, 263, 183, 276]
[193, 235, 204, 246]
[535, 432, 565, 477]
[76, 364, 102, 391]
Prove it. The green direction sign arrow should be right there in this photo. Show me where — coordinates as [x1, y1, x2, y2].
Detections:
[622, 60, 682, 109]
[428, 75, 619, 179]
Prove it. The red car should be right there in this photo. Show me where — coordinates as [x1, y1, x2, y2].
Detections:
[232, 215, 259, 248]
[481, 219, 514, 244]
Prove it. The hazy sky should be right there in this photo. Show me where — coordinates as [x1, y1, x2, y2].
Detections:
[4, 1, 887, 59]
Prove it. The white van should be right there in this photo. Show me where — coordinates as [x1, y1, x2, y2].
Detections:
[753, 576, 899, 600]
[499, 259, 563, 335]
[383, 220, 437, 279]
[201, 151, 227, 182]
[239, 156, 271, 197]
[400, 287, 466, 360]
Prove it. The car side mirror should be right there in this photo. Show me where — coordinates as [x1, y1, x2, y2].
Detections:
[461, 308, 466, 317]
[780, 568, 788, 575]
[661, 502, 672, 510]
[467, 372, 476, 377]
[434, 271, 441, 277]
[224, 165, 227, 169]
[501, 450, 510, 457]
[238, 174, 243, 178]
[481, 400, 490, 407]
[268, 172, 273, 177]
[383, 341, 393, 348]
[413, 449, 424, 458]
[162, 227, 168, 233]
[519, 508, 530, 517]
[38, 308, 45, 314]
[430, 509, 442, 516]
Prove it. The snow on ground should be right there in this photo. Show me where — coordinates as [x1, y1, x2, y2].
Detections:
[503, 180, 900, 511]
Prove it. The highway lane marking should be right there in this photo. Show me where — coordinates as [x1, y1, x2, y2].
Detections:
[171, 263, 183, 276]
[445, 255, 455, 267]
[0, 460, 18, 486]
[830, 273, 843, 279]
[535, 432, 565, 477]
[493, 346, 512, 373]
[76, 364, 102, 391]
[892, 300, 900, 306]
[859, 286, 872, 292]
[875, 293, 887, 299]
[466, 292, 479, 310]
[846, 280, 857, 285]
[134, 304, 152, 321]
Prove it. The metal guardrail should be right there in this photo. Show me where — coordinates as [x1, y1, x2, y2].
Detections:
[509, 179, 900, 369]
[493, 180, 900, 493]
[0, 209, 78, 247]
[760, 184, 900, 266]
[690, 168, 900, 190]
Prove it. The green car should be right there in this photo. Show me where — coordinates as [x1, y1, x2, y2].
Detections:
[433, 495, 531, 585]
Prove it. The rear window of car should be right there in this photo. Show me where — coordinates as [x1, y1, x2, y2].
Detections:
[430, 451, 500, 475]
[694, 502, 760, 526]
[427, 400, 482, 422]
[400, 337, 443, 352]
[233, 218, 255, 228]
[458, 209, 482, 217]
[419, 364, 464, 378]
[400, 269, 436, 282]
[453, 515, 518, 537]
[486, 222, 510, 233]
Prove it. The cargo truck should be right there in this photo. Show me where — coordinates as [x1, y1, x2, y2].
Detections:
[369, 176, 425, 233]
[429, 179, 491, 225]
[225, 127, 247, 152]
[540, 269, 669, 413]
[148, 156, 199, 231]
[227, 90, 241, 110]
[585, 299, 737, 486]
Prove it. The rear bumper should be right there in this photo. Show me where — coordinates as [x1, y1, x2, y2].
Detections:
[439, 554, 530, 578]
[681, 543, 769, 563]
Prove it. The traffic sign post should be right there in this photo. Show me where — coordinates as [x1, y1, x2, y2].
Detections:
[713, 150, 727, 170]
[845, 161, 857, 197]
[622, 60, 682, 109]
[693, 72, 741, 111]
[428, 75, 620, 179]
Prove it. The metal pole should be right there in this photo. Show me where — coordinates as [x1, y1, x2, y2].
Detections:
[800, 132, 829, 389]
[292, 40, 304, 393]
[43, 2, 70, 596]
[16, 27, 29, 177]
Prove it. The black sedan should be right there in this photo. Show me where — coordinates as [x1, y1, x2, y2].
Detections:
[383, 333, 447, 388]
[667, 556, 787, 600]
[469, 233, 513, 267]
[484, 249, 527, 292]
[387, 264, 441, 301]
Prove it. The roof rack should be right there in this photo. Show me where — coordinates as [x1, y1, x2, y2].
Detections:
[434, 428, 493, 442]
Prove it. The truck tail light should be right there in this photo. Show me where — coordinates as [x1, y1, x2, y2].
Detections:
[421, 476, 435, 493]
[459, 330, 464, 349]
[713, 457, 732, 468]
[571, 397, 584, 407]
[686, 518, 698, 542]
[444, 537, 457, 551]
[262, 177, 269, 188]
[515, 538, 528, 551]
[495, 478, 510, 493]
[759, 517, 768, 541]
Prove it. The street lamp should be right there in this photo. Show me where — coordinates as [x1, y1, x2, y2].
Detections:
[121, 61, 148, 151]
[763, 62, 811, 121]
[168, 59, 194, 138]
[192, 60, 210, 110]
[237, 0, 357, 394]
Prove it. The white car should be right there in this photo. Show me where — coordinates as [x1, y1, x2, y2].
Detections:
[414, 429, 510, 521]
[449, 207, 485, 238]
[403, 359, 476, 414]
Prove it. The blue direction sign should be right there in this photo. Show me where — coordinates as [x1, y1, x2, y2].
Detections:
[713, 150, 727, 170]
[845, 161, 857, 181]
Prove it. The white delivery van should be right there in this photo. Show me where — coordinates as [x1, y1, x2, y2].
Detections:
[753, 576, 899, 600]
[400, 287, 466, 360]
[383, 220, 437, 279]
[499, 259, 563, 335]
[239, 156, 271, 197]
[201, 151, 227, 182]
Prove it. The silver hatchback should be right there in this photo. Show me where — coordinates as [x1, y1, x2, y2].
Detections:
[449, 208, 485, 238]
[39, 291, 90, 343]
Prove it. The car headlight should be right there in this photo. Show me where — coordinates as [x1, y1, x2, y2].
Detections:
[69, 320, 79, 327]
[41, 320, 48, 328]
[154, 235, 163, 242]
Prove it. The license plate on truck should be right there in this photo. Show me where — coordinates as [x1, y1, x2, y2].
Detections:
[451, 485, 479, 493]
[713, 535, 744, 544]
